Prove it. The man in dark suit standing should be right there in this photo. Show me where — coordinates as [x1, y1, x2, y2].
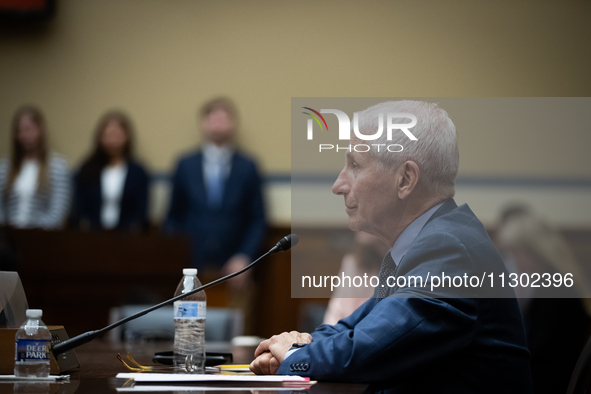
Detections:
[165, 98, 266, 291]
[250, 100, 532, 393]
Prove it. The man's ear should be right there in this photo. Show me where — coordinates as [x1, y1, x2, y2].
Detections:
[397, 161, 420, 200]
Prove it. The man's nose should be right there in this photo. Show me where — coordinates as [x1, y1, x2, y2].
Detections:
[332, 170, 349, 195]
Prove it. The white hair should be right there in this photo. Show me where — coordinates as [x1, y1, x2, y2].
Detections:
[354, 100, 459, 199]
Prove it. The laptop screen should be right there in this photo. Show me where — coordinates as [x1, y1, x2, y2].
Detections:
[0, 271, 29, 328]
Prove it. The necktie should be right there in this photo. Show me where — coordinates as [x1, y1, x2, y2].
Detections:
[376, 252, 397, 300]
[207, 162, 225, 208]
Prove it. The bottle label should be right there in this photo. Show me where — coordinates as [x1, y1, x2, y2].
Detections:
[173, 301, 206, 320]
[14, 339, 50, 362]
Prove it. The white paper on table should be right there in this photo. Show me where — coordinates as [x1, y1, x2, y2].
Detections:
[117, 385, 309, 392]
[115, 373, 310, 383]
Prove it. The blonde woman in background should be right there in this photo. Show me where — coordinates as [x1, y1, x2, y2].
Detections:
[323, 231, 388, 325]
[0, 106, 71, 229]
[496, 205, 591, 394]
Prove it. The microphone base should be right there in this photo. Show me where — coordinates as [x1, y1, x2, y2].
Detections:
[0, 326, 80, 375]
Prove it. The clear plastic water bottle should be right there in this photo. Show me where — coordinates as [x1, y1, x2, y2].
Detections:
[14, 309, 51, 378]
[173, 268, 206, 373]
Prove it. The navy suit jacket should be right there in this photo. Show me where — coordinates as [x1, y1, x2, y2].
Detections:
[71, 160, 149, 231]
[164, 150, 266, 268]
[278, 199, 532, 393]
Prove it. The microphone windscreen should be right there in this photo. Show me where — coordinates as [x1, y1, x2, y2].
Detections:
[271, 234, 299, 254]
[288, 234, 299, 249]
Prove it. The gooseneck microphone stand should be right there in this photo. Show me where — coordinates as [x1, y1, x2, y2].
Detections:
[52, 234, 298, 356]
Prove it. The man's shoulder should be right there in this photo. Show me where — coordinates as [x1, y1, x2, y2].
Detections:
[175, 150, 202, 168]
[231, 151, 262, 177]
[403, 200, 510, 296]
[421, 201, 490, 249]
[180, 149, 202, 161]
[232, 150, 258, 166]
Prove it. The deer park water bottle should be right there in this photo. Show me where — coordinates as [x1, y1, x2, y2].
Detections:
[173, 268, 206, 373]
[14, 309, 51, 378]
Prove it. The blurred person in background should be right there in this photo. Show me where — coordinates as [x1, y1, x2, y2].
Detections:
[70, 111, 149, 231]
[165, 97, 266, 329]
[323, 231, 387, 325]
[0, 105, 71, 229]
[496, 205, 591, 394]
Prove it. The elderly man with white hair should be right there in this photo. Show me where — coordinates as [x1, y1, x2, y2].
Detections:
[250, 101, 532, 393]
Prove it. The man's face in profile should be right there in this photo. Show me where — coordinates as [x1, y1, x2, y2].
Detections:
[202, 108, 235, 146]
[332, 140, 399, 238]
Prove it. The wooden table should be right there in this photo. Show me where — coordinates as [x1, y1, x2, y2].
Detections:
[1, 340, 371, 394]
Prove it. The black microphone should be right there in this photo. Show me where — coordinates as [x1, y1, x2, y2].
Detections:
[52, 234, 298, 356]
[269, 234, 298, 254]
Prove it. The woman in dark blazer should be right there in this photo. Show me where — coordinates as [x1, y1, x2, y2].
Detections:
[71, 111, 149, 231]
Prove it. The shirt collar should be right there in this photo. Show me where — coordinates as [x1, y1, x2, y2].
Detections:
[390, 202, 443, 265]
[203, 142, 233, 163]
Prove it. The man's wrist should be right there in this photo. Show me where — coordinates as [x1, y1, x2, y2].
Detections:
[284, 348, 300, 361]
[283, 343, 308, 361]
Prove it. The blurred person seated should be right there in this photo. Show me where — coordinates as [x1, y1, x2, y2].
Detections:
[164, 98, 266, 328]
[70, 111, 149, 231]
[496, 205, 591, 394]
[323, 231, 387, 325]
[0, 105, 71, 229]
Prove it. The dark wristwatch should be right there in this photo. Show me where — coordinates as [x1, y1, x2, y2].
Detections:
[291, 343, 308, 349]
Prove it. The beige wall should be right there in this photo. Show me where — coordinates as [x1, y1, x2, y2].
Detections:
[1, 0, 590, 177]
